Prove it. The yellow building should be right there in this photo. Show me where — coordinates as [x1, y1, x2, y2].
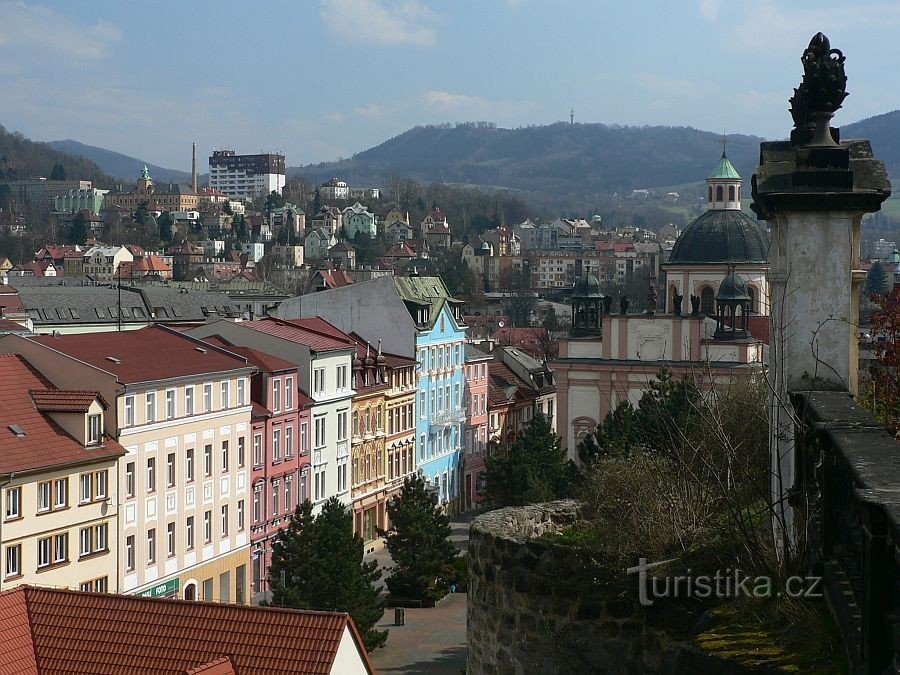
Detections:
[103, 165, 199, 213]
[2, 326, 256, 603]
[0, 354, 125, 593]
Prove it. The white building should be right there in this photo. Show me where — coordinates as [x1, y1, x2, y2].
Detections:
[208, 150, 286, 202]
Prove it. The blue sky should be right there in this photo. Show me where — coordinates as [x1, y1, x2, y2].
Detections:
[3, 0, 900, 171]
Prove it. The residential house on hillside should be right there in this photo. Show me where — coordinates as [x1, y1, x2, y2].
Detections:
[0, 355, 125, 593]
[1, 326, 256, 602]
[278, 275, 468, 510]
[343, 202, 376, 239]
[0, 585, 376, 674]
[304, 227, 337, 262]
[420, 208, 451, 250]
[310, 206, 343, 236]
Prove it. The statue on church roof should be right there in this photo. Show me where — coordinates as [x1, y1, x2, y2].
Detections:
[140, 164, 151, 180]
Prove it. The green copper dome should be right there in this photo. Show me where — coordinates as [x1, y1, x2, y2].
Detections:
[669, 210, 769, 264]
[572, 273, 602, 297]
[716, 273, 750, 301]
[708, 154, 741, 180]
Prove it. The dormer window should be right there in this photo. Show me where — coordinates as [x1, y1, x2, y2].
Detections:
[88, 414, 101, 445]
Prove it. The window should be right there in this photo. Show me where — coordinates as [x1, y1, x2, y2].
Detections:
[185, 386, 194, 415]
[52, 532, 67, 564]
[337, 463, 347, 492]
[38, 537, 51, 568]
[88, 413, 101, 444]
[203, 383, 212, 412]
[272, 378, 281, 412]
[147, 457, 156, 493]
[273, 429, 281, 461]
[237, 378, 246, 406]
[186, 516, 194, 549]
[285, 426, 294, 458]
[253, 484, 262, 522]
[272, 481, 280, 515]
[285, 376, 293, 408]
[220, 505, 229, 536]
[167, 522, 176, 557]
[145, 392, 156, 423]
[95, 523, 107, 551]
[6, 543, 21, 577]
[301, 422, 309, 455]
[337, 365, 348, 391]
[204, 445, 212, 477]
[125, 535, 135, 570]
[314, 469, 326, 501]
[186, 449, 194, 482]
[221, 381, 229, 410]
[313, 367, 326, 396]
[79, 473, 94, 503]
[221, 441, 229, 472]
[204, 510, 212, 542]
[337, 410, 348, 441]
[80, 527, 92, 556]
[700, 286, 715, 315]
[314, 416, 326, 448]
[38, 481, 51, 512]
[126, 462, 135, 498]
[237, 437, 245, 468]
[166, 389, 176, 419]
[125, 395, 135, 426]
[147, 528, 156, 563]
[253, 434, 262, 467]
[729, 185, 736, 201]
[419, 391, 425, 418]
[5, 487, 21, 520]
[95, 471, 107, 500]
[54, 478, 67, 508]
[716, 185, 724, 201]
[237, 499, 245, 531]
[157, 454, 173, 491]
[284, 477, 292, 512]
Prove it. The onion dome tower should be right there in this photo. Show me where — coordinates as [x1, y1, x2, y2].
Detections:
[570, 273, 603, 337]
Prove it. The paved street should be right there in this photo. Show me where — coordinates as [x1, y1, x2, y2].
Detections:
[367, 512, 478, 675]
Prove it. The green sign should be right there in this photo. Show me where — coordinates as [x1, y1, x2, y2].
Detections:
[140, 577, 179, 598]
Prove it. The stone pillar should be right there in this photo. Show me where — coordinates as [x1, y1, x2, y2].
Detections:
[753, 119, 890, 553]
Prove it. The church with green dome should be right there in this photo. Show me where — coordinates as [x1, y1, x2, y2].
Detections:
[664, 150, 770, 315]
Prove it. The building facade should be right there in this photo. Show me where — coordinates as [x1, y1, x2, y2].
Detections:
[208, 150, 286, 202]
[462, 345, 491, 511]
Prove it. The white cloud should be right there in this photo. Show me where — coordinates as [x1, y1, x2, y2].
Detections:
[699, 0, 721, 22]
[319, 0, 440, 47]
[0, 2, 121, 62]
[421, 90, 484, 108]
[354, 103, 385, 118]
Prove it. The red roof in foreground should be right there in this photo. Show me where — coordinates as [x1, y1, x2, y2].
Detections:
[0, 355, 124, 474]
[245, 317, 355, 352]
[0, 586, 374, 675]
[31, 325, 252, 384]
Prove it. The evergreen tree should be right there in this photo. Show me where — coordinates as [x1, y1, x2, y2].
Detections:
[158, 212, 174, 244]
[133, 200, 150, 225]
[234, 214, 250, 241]
[68, 211, 88, 245]
[313, 187, 322, 214]
[484, 412, 575, 507]
[867, 262, 889, 295]
[50, 163, 66, 180]
[382, 475, 457, 601]
[269, 498, 387, 651]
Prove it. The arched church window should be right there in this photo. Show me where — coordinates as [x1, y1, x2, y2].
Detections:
[708, 186, 713, 203]
[716, 186, 724, 202]
[669, 285, 678, 312]
[728, 185, 735, 201]
[747, 286, 757, 314]
[700, 286, 715, 314]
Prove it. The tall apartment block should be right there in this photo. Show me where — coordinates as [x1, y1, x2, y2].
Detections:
[208, 150, 286, 202]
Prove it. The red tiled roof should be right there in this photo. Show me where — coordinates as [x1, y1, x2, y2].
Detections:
[251, 401, 272, 419]
[0, 318, 27, 332]
[0, 288, 24, 312]
[30, 389, 106, 412]
[245, 317, 354, 352]
[31, 325, 252, 384]
[186, 656, 238, 675]
[201, 336, 297, 374]
[488, 361, 534, 406]
[0, 585, 375, 674]
[0, 355, 125, 474]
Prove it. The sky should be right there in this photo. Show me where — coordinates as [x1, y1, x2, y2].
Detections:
[3, 0, 900, 171]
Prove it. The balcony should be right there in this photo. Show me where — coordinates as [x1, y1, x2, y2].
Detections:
[429, 407, 466, 429]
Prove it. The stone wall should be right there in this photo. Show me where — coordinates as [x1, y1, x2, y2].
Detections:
[467, 501, 665, 675]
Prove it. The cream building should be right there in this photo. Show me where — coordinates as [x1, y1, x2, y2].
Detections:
[1, 326, 256, 603]
[0, 354, 125, 593]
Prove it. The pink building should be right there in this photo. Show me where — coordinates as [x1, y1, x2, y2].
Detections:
[202, 337, 313, 599]
[462, 344, 492, 510]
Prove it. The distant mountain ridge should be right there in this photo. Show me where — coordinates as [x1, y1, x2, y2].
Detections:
[40, 111, 900, 211]
[46, 139, 194, 184]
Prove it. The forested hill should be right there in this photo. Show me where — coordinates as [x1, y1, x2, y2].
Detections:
[46, 139, 193, 184]
[291, 122, 765, 209]
[842, 110, 900, 180]
[0, 125, 111, 185]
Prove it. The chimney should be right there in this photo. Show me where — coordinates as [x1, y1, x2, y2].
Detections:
[191, 142, 198, 193]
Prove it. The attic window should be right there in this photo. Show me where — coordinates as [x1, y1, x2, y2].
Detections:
[8, 423, 25, 437]
[106, 356, 122, 364]
[70, 308, 80, 319]
[95, 308, 106, 318]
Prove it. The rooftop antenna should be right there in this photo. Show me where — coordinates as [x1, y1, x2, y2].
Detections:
[570, 108, 575, 125]
[722, 130, 727, 157]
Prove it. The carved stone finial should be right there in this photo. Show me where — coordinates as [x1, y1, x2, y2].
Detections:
[789, 33, 847, 140]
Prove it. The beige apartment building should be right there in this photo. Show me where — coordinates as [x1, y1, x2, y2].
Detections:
[1, 354, 125, 593]
[1, 326, 256, 603]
